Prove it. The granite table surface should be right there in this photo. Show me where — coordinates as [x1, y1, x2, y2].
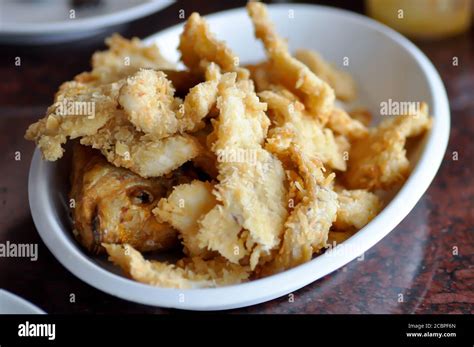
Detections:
[0, 0, 472, 314]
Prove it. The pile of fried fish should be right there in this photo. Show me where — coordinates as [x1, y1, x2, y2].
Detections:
[25, 2, 432, 288]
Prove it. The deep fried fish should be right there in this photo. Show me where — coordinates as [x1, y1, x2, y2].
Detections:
[80, 110, 202, 178]
[76, 34, 175, 85]
[262, 148, 338, 274]
[154, 180, 216, 258]
[344, 103, 432, 190]
[70, 144, 180, 254]
[327, 107, 368, 141]
[334, 189, 382, 230]
[179, 12, 246, 77]
[119, 65, 220, 139]
[261, 90, 348, 171]
[247, 2, 335, 120]
[295, 49, 357, 102]
[25, 80, 123, 161]
[197, 74, 288, 269]
[103, 243, 249, 289]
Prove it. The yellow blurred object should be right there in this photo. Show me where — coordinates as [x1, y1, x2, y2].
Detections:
[366, 0, 472, 40]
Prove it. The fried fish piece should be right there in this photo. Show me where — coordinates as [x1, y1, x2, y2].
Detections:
[25, 80, 123, 161]
[349, 107, 373, 127]
[327, 107, 368, 141]
[261, 90, 348, 171]
[344, 103, 432, 190]
[70, 144, 179, 254]
[154, 180, 216, 258]
[118, 69, 182, 138]
[178, 62, 221, 132]
[295, 49, 357, 102]
[76, 34, 175, 85]
[80, 111, 202, 178]
[334, 189, 382, 230]
[245, 61, 273, 92]
[179, 12, 244, 76]
[26, 72, 201, 177]
[197, 73, 288, 269]
[262, 148, 338, 274]
[103, 243, 249, 289]
[118, 66, 220, 139]
[247, 2, 335, 120]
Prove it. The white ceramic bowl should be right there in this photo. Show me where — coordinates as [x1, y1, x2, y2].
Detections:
[28, 4, 450, 311]
[0, 290, 45, 314]
[0, 0, 174, 44]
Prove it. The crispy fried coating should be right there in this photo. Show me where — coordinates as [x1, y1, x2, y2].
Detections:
[295, 49, 357, 102]
[177, 62, 221, 132]
[197, 74, 288, 269]
[119, 66, 219, 139]
[103, 243, 249, 289]
[247, 2, 335, 120]
[26, 72, 202, 177]
[344, 103, 432, 190]
[179, 12, 238, 74]
[76, 34, 175, 85]
[349, 107, 373, 127]
[70, 144, 179, 254]
[263, 148, 338, 274]
[327, 229, 357, 245]
[118, 69, 182, 138]
[261, 90, 348, 171]
[154, 180, 216, 258]
[245, 62, 273, 92]
[334, 189, 382, 230]
[80, 111, 202, 178]
[25, 80, 123, 161]
[327, 107, 368, 141]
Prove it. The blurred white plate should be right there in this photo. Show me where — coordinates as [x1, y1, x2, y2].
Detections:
[0, 0, 174, 44]
[28, 4, 449, 310]
[0, 289, 45, 314]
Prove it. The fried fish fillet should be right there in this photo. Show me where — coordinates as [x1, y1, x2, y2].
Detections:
[261, 90, 348, 171]
[295, 49, 357, 102]
[197, 73, 288, 269]
[80, 111, 202, 178]
[118, 65, 220, 139]
[26, 67, 202, 177]
[25, 80, 123, 161]
[261, 148, 338, 274]
[70, 144, 180, 254]
[103, 243, 249, 289]
[327, 107, 369, 141]
[247, 2, 335, 120]
[334, 189, 382, 230]
[179, 12, 240, 74]
[344, 103, 432, 190]
[154, 180, 216, 258]
[76, 34, 175, 85]
[118, 69, 182, 138]
[178, 62, 221, 132]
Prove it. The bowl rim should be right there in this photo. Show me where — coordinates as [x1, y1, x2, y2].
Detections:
[0, 289, 46, 314]
[0, 0, 174, 34]
[28, 3, 450, 311]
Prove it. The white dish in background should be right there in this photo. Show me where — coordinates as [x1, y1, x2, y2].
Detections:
[0, 289, 45, 314]
[28, 4, 450, 310]
[0, 0, 174, 44]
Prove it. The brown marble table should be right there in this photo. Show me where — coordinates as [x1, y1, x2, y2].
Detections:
[0, 1, 472, 314]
